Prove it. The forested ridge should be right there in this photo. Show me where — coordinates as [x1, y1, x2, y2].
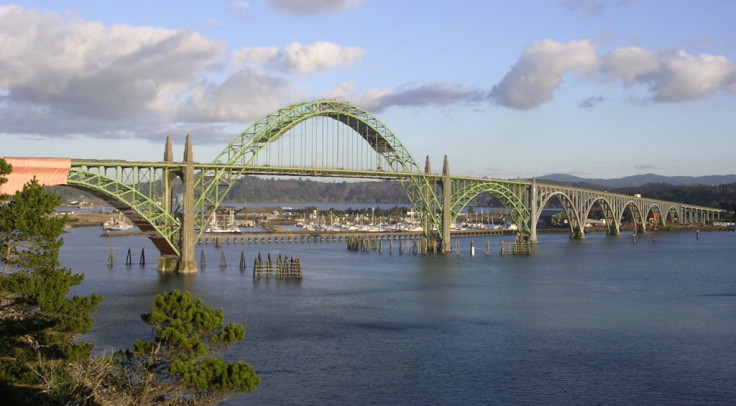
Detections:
[226, 177, 736, 211]
[51, 176, 736, 211]
[615, 183, 736, 210]
[225, 177, 409, 204]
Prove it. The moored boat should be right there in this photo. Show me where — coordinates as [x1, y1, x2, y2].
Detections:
[103, 213, 133, 231]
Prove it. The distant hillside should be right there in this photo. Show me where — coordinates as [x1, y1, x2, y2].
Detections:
[226, 177, 409, 204]
[50, 173, 736, 213]
[537, 173, 736, 188]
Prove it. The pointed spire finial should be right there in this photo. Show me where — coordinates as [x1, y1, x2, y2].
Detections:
[184, 134, 193, 162]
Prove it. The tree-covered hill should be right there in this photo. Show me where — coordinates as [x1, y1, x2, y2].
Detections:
[50, 176, 736, 212]
[225, 177, 409, 204]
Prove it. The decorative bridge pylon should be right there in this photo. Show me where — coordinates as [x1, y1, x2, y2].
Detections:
[1, 100, 723, 272]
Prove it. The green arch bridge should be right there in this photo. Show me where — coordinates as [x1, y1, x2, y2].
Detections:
[1, 100, 722, 272]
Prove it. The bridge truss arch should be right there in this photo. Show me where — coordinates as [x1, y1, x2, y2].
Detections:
[66, 162, 182, 256]
[449, 179, 532, 237]
[195, 99, 441, 239]
[532, 183, 656, 240]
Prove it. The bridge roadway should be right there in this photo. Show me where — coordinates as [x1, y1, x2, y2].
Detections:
[0, 100, 723, 272]
[3, 153, 721, 265]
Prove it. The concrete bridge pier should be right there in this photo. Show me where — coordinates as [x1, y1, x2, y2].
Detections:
[529, 178, 538, 244]
[156, 135, 198, 273]
[636, 222, 646, 235]
[441, 155, 452, 254]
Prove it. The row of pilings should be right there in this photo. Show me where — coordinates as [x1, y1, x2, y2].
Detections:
[107, 248, 304, 278]
[346, 237, 532, 255]
[252, 253, 302, 279]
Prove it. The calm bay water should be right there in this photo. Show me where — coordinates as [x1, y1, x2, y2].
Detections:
[62, 227, 736, 405]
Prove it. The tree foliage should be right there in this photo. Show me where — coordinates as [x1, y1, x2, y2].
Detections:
[227, 176, 409, 204]
[0, 160, 103, 404]
[615, 182, 736, 212]
[114, 290, 260, 405]
[0, 158, 11, 190]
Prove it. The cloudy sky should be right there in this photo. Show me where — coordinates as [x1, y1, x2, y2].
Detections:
[1, 0, 735, 179]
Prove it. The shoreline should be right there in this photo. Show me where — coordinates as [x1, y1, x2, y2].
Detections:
[63, 211, 732, 235]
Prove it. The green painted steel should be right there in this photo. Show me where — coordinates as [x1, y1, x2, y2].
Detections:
[67, 163, 182, 256]
[51, 101, 723, 262]
[449, 178, 532, 237]
[195, 100, 442, 241]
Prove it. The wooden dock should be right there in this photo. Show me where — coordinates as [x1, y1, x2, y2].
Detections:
[198, 229, 515, 245]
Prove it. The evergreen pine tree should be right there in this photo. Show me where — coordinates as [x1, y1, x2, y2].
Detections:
[115, 289, 260, 405]
[0, 160, 103, 403]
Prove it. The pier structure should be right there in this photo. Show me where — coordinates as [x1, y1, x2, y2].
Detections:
[1, 100, 723, 272]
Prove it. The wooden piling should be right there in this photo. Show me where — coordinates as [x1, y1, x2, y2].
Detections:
[107, 248, 114, 267]
[239, 251, 246, 270]
[139, 249, 146, 266]
[500, 240, 532, 255]
[220, 250, 227, 268]
[125, 248, 132, 266]
[252, 251, 302, 279]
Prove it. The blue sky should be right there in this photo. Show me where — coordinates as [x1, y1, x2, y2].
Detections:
[1, 0, 735, 179]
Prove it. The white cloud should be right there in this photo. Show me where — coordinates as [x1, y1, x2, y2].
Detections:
[179, 67, 300, 122]
[491, 40, 736, 109]
[231, 47, 280, 69]
[228, 1, 251, 10]
[232, 42, 365, 75]
[649, 51, 736, 102]
[0, 5, 363, 141]
[600, 47, 659, 84]
[323, 82, 483, 112]
[268, 0, 362, 15]
[561, 0, 606, 17]
[602, 47, 736, 102]
[0, 5, 225, 121]
[490, 39, 598, 110]
[561, 0, 641, 17]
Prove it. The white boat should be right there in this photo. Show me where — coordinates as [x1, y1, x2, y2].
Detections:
[103, 213, 133, 231]
[205, 210, 242, 233]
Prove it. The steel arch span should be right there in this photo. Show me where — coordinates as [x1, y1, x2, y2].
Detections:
[449, 179, 532, 237]
[66, 164, 182, 256]
[535, 189, 586, 239]
[531, 183, 654, 240]
[195, 99, 441, 239]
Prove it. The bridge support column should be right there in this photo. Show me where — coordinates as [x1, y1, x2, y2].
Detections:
[178, 135, 198, 273]
[157, 135, 197, 273]
[529, 178, 538, 244]
[570, 226, 585, 239]
[440, 156, 452, 253]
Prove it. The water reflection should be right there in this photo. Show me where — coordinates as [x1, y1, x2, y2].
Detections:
[61, 227, 736, 405]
